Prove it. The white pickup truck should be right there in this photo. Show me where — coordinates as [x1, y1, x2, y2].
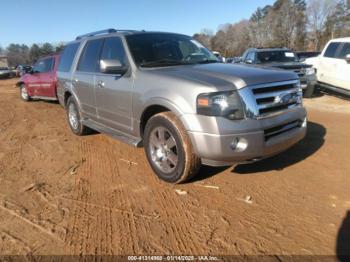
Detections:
[305, 37, 350, 96]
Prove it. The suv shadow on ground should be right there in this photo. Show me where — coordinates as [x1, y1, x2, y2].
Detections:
[233, 121, 325, 174]
[190, 121, 326, 181]
[337, 211, 350, 261]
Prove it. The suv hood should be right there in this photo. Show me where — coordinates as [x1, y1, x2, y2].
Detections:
[258, 62, 312, 70]
[144, 63, 298, 90]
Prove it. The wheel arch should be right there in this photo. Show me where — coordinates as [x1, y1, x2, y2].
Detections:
[16, 81, 25, 87]
[63, 90, 81, 109]
[139, 98, 185, 138]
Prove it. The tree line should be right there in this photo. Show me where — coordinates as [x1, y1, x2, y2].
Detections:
[0, 42, 65, 66]
[193, 0, 350, 57]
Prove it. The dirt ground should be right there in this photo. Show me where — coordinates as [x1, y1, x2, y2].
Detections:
[0, 78, 350, 257]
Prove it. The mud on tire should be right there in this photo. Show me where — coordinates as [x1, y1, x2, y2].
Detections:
[144, 112, 201, 183]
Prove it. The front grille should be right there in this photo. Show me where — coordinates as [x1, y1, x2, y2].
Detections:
[252, 82, 302, 117]
[264, 120, 302, 141]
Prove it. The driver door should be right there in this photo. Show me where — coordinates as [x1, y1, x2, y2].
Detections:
[334, 43, 350, 90]
[27, 60, 43, 96]
[94, 37, 133, 133]
[318, 42, 341, 86]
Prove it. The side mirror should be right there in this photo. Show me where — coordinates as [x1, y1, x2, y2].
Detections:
[346, 54, 350, 64]
[246, 59, 253, 64]
[100, 59, 128, 75]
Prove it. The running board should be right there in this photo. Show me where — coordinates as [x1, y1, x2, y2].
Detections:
[317, 82, 350, 97]
[31, 96, 58, 101]
[82, 119, 142, 147]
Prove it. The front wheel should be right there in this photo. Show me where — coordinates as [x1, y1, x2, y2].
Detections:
[144, 112, 201, 183]
[20, 84, 31, 101]
[303, 84, 315, 98]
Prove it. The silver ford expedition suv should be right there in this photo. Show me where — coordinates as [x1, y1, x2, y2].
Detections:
[57, 29, 307, 183]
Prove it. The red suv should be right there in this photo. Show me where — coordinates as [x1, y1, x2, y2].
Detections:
[17, 55, 60, 101]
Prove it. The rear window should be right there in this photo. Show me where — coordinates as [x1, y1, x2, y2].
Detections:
[324, 42, 341, 58]
[58, 42, 80, 72]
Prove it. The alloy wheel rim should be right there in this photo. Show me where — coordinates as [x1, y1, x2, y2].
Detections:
[149, 127, 178, 174]
[68, 103, 79, 130]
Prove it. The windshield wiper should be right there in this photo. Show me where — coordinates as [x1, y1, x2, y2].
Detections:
[139, 59, 187, 67]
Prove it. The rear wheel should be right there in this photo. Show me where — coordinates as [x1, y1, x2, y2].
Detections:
[20, 84, 31, 101]
[144, 112, 201, 183]
[66, 96, 91, 135]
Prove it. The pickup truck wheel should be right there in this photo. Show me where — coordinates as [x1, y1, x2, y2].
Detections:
[303, 84, 315, 98]
[20, 84, 31, 101]
[144, 112, 201, 183]
[66, 97, 91, 136]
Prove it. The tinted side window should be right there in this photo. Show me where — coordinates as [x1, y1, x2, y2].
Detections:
[324, 42, 341, 58]
[338, 43, 350, 59]
[58, 42, 80, 72]
[77, 39, 104, 72]
[33, 58, 54, 73]
[100, 37, 127, 67]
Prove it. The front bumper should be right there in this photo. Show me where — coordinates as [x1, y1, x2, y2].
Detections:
[181, 107, 307, 166]
[0, 72, 10, 79]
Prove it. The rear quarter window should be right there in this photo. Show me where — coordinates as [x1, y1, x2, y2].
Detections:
[58, 42, 80, 72]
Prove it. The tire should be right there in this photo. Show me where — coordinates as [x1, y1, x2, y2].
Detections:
[303, 84, 315, 98]
[144, 112, 201, 183]
[66, 96, 91, 136]
[20, 84, 31, 101]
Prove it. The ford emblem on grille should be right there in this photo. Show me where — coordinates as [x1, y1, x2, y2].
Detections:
[275, 93, 300, 104]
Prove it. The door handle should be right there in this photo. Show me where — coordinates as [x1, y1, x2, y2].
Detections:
[97, 80, 105, 88]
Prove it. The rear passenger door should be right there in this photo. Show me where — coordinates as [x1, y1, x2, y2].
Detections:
[94, 37, 133, 133]
[73, 38, 104, 120]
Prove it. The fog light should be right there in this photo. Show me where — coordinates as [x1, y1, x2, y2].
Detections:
[230, 137, 248, 152]
[230, 137, 239, 150]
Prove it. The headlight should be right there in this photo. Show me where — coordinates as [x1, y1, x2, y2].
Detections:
[197, 91, 244, 120]
[305, 67, 315, 75]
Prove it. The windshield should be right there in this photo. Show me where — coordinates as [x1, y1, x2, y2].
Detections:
[257, 51, 299, 63]
[126, 33, 219, 67]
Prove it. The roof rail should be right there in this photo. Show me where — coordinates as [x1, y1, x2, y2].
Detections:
[76, 28, 117, 40]
[75, 28, 142, 40]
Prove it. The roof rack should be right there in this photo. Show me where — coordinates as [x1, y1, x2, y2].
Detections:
[75, 28, 140, 40]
